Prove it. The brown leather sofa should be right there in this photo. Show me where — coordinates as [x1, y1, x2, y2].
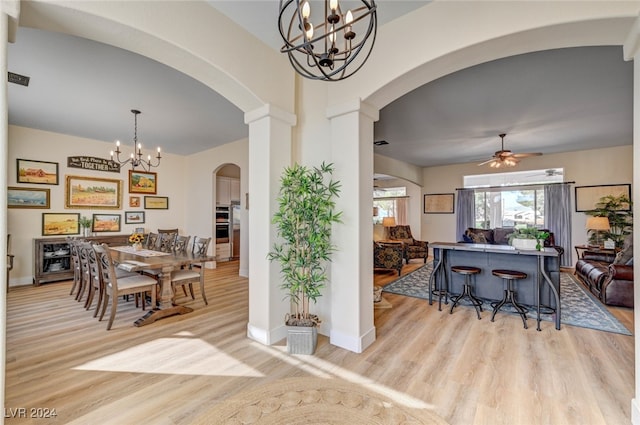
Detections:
[575, 248, 634, 308]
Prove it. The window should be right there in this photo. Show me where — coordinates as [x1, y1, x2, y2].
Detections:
[465, 168, 563, 229]
[373, 186, 406, 225]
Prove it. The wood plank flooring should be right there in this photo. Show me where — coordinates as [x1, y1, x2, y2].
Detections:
[5, 260, 635, 424]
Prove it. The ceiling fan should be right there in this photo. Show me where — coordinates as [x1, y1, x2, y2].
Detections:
[478, 133, 542, 168]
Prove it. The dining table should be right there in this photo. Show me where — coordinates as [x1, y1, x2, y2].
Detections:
[108, 245, 215, 326]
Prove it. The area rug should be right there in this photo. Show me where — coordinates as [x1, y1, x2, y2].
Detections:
[383, 263, 632, 336]
[196, 377, 449, 425]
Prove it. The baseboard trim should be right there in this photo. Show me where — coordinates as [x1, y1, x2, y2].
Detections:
[246, 322, 287, 346]
[329, 326, 376, 353]
[632, 398, 640, 425]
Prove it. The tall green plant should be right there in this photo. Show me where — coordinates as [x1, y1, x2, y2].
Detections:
[585, 194, 633, 248]
[267, 162, 342, 327]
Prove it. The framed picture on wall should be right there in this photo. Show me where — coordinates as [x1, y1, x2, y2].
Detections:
[424, 193, 455, 214]
[129, 196, 141, 207]
[129, 170, 157, 194]
[17, 159, 59, 185]
[575, 184, 631, 212]
[42, 213, 80, 236]
[144, 196, 169, 209]
[65, 175, 122, 209]
[8, 187, 50, 209]
[91, 214, 121, 233]
[125, 211, 145, 224]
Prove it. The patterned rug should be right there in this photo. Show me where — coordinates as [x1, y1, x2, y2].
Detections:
[197, 377, 449, 424]
[383, 263, 632, 335]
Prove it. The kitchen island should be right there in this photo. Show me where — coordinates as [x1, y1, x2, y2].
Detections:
[429, 242, 561, 330]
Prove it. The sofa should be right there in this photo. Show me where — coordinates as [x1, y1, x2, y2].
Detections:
[462, 227, 564, 258]
[373, 241, 404, 275]
[575, 234, 633, 308]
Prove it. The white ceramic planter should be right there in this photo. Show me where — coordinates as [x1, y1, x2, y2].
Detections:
[511, 238, 538, 250]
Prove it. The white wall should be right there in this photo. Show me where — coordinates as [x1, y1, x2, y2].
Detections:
[421, 145, 633, 265]
[8, 125, 188, 285]
[185, 138, 249, 277]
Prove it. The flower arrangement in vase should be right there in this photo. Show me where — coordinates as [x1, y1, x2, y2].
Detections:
[129, 232, 145, 250]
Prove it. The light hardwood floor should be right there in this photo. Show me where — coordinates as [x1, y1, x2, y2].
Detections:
[5, 260, 635, 424]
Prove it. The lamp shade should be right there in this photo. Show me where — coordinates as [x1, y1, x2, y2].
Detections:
[586, 216, 610, 231]
[382, 217, 396, 227]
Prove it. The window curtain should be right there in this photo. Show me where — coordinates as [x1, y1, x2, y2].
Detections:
[396, 197, 408, 225]
[456, 189, 475, 241]
[544, 184, 572, 267]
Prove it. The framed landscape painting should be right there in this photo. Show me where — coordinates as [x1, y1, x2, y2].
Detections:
[17, 159, 59, 185]
[129, 170, 157, 194]
[8, 187, 50, 209]
[125, 211, 145, 224]
[42, 213, 80, 236]
[144, 196, 169, 209]
[92, 214, 121, 233]
[575, 184, 631, 212]
[65, 175, 122, 209]
[424, 193, 455, 214]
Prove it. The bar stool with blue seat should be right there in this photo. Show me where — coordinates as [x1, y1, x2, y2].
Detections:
[449, 265, 483, 319]
[490, 269, 528, 329]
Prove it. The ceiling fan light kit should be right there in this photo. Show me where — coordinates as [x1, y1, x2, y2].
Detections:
[479, 133, 542, 168]
[278, 0, 377, 81]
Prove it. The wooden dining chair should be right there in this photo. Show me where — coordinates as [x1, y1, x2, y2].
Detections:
[67, 238, 82, 296]
[157, 232, 177, 253]
[76, 241, 93, 303]
[173, 235, 191, 254]
[171, 236, 211, 305]
[144, 232, 160, 250]
[93, 243, 160, 330]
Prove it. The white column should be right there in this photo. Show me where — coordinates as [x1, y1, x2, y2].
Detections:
[327, 99, 379, 353]
[245, 104, 296, 346]
[623, 14, 640, 425]
[0, 2, 18, 422]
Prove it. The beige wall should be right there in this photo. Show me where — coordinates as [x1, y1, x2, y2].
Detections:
[421, 145, 633, 265]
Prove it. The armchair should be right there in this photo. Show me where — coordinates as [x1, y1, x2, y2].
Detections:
[388, 225, 428, 263]
[373, 242, 404, 275]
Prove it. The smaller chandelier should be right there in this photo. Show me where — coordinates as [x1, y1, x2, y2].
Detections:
[278, 0, 377, 81]
[110, 109, 161, 171]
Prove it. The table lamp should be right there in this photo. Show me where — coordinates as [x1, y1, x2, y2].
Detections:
[382, 217, 396, 239]
[586, 216, 610, 247]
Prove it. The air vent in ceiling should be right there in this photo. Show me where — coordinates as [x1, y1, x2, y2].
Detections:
[8, 72, 30, 86]
[374, 140, 389, 146]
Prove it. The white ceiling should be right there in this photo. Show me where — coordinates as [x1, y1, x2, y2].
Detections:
[7, 1, 633, 167]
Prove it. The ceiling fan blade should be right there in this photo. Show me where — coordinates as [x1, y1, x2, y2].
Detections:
[477, 158, 496, 166]
[512, 152, 542, 158]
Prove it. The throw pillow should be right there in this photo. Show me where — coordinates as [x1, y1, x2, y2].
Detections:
[614, 242, 633, 265]
[470, 232, 487, 244]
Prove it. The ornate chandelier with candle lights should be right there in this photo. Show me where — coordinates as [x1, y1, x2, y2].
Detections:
[278, 0, 377, 81]
[110, 109, 161, 171]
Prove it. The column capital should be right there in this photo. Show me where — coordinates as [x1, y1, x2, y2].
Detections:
[326, 98, 379, 122]
[624, 14, 640, 60]
[244, 104, 296, 126]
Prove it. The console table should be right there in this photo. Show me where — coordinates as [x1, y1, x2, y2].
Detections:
[429, 242, 561, 331]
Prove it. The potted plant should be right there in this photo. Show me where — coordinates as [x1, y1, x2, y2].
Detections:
[585, 194, 633, 248]
[508, 227, 549, 251]
[267, 162, 342, 355]
[79, 216, 92, 237]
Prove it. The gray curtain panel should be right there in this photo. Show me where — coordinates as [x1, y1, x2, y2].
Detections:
[456, 189, 475, 241]
[545, 183, 572, 267]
